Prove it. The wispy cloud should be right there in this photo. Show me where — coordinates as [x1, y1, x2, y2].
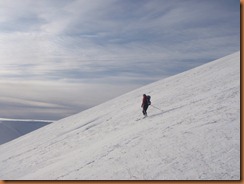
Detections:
[0, 0, 240, 120]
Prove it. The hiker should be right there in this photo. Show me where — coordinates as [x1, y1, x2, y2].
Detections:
[141, 94, 151, 116]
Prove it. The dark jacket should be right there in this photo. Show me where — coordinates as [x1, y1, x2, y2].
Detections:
[141, 95, 148, 108]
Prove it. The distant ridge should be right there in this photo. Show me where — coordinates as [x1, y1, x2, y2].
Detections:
[0, 119, 52, 145]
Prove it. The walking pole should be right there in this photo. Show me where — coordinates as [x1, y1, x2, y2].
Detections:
[151, 105, 163, 112]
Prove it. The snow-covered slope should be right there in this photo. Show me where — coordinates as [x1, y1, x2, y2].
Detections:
[0, 52, 240, 180]
[0, 118, 51, 145]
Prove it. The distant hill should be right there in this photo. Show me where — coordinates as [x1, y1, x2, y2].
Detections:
[0, 118, 52, 145]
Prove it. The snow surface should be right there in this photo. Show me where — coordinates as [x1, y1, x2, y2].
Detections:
[0, 51, 240, 180]
[0, 118, 51, 145]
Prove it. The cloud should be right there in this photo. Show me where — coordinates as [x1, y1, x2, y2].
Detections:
[0, 79, 141, 120]
[0, 0, 240, 120]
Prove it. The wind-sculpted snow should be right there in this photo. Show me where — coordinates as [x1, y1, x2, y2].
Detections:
[0, 52, 240, 180]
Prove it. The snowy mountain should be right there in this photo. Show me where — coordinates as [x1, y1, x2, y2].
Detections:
[0, 51, 240, 180]
[0, 118, 51, 145]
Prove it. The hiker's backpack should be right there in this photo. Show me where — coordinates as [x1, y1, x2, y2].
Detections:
[147, 95, 151, 105]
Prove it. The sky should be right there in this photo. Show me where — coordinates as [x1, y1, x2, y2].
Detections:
[0, 0, 240, 120]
